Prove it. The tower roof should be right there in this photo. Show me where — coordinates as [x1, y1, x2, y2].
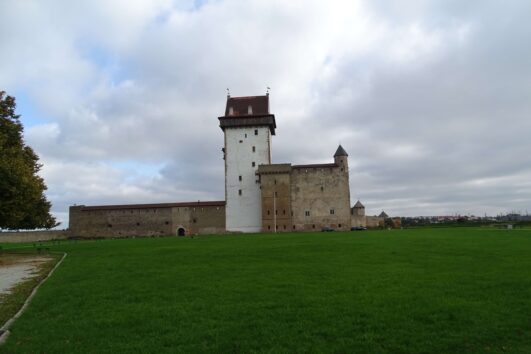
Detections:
[219, 94, 276, 135]
[225, 95, 269, 116]
[353, 200, 365, 208]
[334, 145, 348, 157]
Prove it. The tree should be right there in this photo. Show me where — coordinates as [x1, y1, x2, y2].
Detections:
[0, 91, 58, 229]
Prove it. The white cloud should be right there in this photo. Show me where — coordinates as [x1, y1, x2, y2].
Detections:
[1, 0, 530, 226]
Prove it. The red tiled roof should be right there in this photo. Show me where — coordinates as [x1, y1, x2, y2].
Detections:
[80, 201, 225, 211]
[292, 163, 338, 169]
[224, 95, 269, 116]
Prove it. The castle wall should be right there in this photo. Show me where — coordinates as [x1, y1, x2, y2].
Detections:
[225, 126, 271, 233]
[69, 206, 173, 238]
[0, 230, 68, 243]
[187, 205, 226, 235]
[259, 165, 292, 232]
[366, 216, 384, 229]
[351, 215, 367, 227]
[69, 203, 225, 238]
[290, 165, 351, 231]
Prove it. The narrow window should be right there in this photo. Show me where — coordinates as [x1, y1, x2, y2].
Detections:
[339, 224, 342, 228]
[292, 225, 296, 229]
[283, 225, 286, 230]
[267, 210, 270, 215]
[229, 107, 234, 115]
[252, 146, 256, 152]
[275, 210, 278, 215]
[268, 225, 271, 230]
[254, 129, 258, 135]
[291, 211, 293, 216]
[312, 224, 315, 229]
[238, 189, 242, 196]
[305, 211, 310, 217]
[330, 209, 335, 215]
[274, 179, 277, 185]
[321, 186, 324, 191]
[283, 210, 286, 215]
[274, 191, 278, 197]
[239, 175, 242, 182]
[248, 105, 253, 114]
[252, 162, 255, 167]
[245, 133, 247, 138]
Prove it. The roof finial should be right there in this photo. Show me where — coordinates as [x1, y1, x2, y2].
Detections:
[266, 86, 270, 96]
[226, 88, 230, 98]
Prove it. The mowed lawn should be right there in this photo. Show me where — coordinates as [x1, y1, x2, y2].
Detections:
[2, 228, 531, 353]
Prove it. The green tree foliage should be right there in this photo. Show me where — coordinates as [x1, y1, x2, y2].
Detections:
[0, 91, 58, 229]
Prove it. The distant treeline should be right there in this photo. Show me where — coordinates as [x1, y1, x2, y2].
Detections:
[401, 219, 531, 229]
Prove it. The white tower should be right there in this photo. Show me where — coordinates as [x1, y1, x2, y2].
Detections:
[219, 94, 276, 232]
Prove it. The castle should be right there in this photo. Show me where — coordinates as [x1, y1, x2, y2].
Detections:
[69, 94, 371, 237]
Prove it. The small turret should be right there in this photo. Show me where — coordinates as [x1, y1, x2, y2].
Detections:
[352, 200, 365, 216]
[334, 145, 348, 171]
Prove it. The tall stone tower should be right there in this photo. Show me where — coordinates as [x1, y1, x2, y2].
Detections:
[219, 94, 276, 232]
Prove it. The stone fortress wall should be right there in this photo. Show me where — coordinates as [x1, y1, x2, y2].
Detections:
[0, 230, 68, 243]
[258, 150, 351, 232]
[69, 202, 225, 238]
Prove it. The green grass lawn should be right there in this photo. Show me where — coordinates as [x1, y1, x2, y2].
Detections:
[1, 228, 531, 353]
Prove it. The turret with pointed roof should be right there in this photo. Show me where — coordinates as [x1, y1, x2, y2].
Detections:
[351, 200, 365, 217]
[334, 145, 348, 157]
[333, 145, 349, 173]
[353, 200, 364, 208]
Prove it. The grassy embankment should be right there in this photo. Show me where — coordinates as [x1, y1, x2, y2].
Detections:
[0, 249, 61, 331]
[1, 228, 530, 353]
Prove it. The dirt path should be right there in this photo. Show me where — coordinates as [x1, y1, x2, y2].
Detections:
[0, 255, 53, 297]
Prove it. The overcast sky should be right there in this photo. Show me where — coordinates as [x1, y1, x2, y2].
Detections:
[1, 0, 530, 227]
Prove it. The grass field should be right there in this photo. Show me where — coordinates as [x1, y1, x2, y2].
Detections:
[1, 228, 531, 353]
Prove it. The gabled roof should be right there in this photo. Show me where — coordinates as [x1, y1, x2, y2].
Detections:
[334, 145, 348, 157]
[219, 94, 276, 135]
[353, 200, 365, 208]
[225, 95, 269, 116]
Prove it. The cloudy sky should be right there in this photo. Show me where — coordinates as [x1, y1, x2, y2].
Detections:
[1, 0, 530, 226]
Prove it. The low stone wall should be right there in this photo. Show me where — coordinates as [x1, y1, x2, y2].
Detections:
[0, 230, 69, 243]
[366, 216, 384, 229]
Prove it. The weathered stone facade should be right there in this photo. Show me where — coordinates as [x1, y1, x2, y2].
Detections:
[257, 147, 352, 232]
[351, 200, 367, 227]
[69, 202, 225, 238]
